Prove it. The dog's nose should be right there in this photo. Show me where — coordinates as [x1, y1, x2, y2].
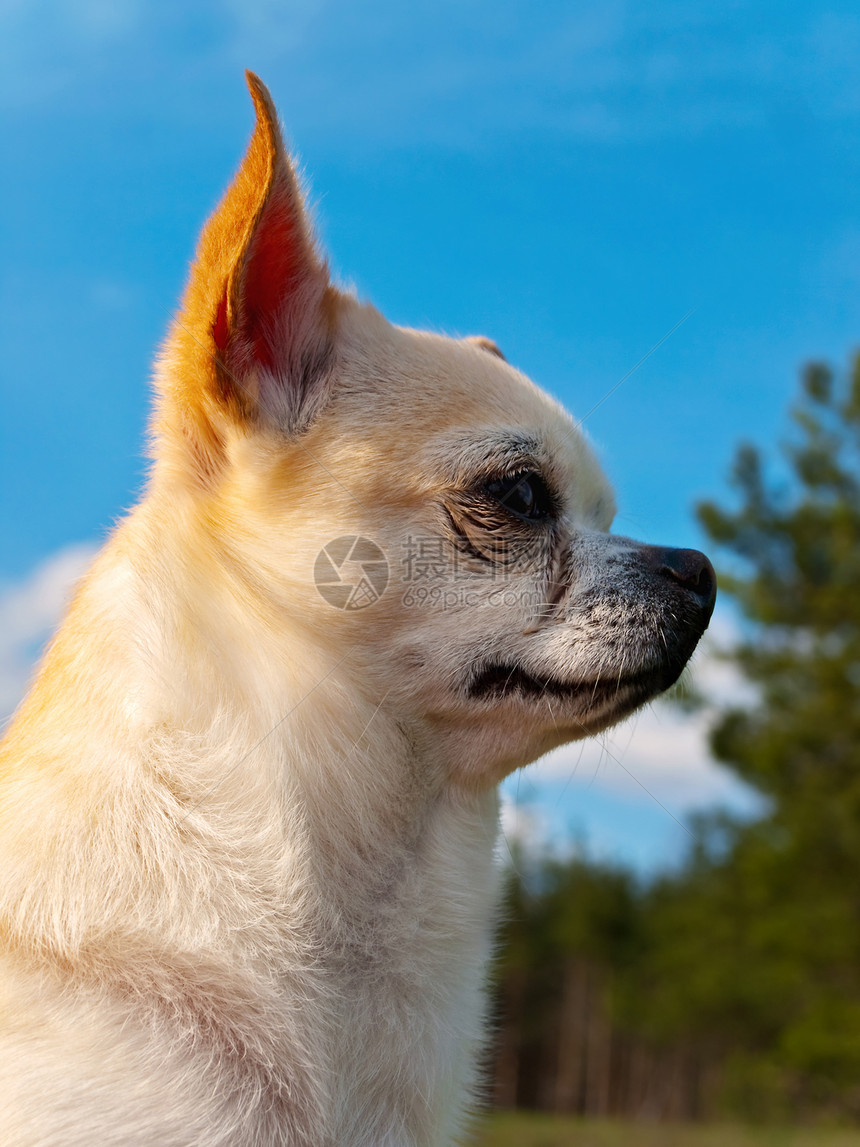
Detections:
[653, 547, 717, 612]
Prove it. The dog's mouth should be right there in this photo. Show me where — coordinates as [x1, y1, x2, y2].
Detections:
[467, 660, 680, 711]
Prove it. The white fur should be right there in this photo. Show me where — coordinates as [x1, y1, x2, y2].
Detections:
[0, 78, 712, 1145]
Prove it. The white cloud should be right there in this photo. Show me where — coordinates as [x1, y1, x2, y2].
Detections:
[219, 0, 329, 61]
[500, 789, 548, 853]
[496, 608, 765, 868]
[529, 606, 762, 814]
[0, 544, 98, 727]
[5, 2, 858, 141]
[89, 278, 136, 313]
[0, 0, 142, 110]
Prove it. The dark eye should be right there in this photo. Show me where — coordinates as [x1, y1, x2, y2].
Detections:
[485, 471, 554, 521]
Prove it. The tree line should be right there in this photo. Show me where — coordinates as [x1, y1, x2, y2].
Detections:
[489, 352, 860, 1123]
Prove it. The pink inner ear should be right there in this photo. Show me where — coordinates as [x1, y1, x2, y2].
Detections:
[240, 185, 307, 373]
[212, 294, 230, 357]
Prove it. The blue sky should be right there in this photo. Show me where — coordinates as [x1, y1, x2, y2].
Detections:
[2, 0, 859, 872]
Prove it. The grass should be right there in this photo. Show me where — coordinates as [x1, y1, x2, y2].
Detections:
[469, 1112, 860, 1147]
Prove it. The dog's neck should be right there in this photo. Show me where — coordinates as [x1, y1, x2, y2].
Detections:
[135, 510, 504, 1142]
[0, 499, 503, 1144]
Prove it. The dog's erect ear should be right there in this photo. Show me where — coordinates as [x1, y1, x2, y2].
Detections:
[157, 72, 334, 478]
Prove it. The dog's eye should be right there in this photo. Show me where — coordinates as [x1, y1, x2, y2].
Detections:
[485, 471, 553, 521]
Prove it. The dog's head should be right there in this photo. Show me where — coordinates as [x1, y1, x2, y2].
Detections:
[152, 74, 715, 788]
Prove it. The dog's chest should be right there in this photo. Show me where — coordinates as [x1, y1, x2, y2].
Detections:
[315, 789, 501, 1145]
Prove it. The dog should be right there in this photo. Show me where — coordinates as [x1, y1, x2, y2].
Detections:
[0, 73, 715, 1146]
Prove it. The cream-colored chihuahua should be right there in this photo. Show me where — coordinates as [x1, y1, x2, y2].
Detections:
[0, 75, 715, 1146]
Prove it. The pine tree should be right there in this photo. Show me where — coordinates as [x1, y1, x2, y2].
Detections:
[637, 352, 860, 1119]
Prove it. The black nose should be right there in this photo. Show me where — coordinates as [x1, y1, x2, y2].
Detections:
[655, 547, 717, 612]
